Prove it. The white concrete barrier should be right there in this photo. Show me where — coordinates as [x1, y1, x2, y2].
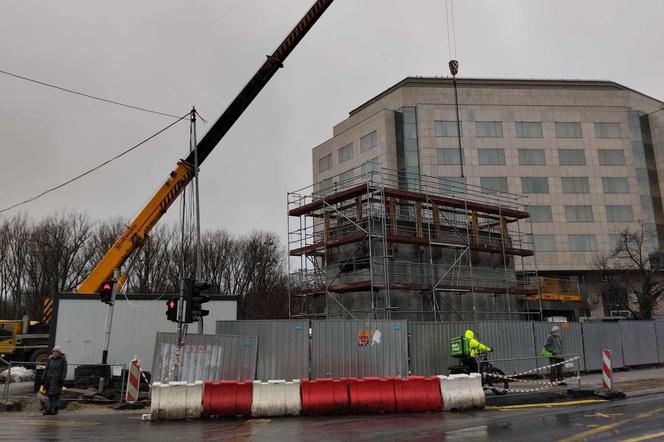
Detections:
[185, 381, 204, 419]
[438, 374, 478, 411]
[150, 381, 203, 420]
[468, 373, 485, 408]
[251, 379, 301, 417]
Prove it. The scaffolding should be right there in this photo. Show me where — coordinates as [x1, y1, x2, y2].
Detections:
[287, 164, 544, 321]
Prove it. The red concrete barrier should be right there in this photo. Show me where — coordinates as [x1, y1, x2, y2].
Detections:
[348, 377, 396, 414]
[301, 378, 350, 415]
[394, 376, 443, 412]
[202, 380, 253, 417]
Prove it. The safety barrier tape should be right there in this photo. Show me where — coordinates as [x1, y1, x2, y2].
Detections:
[492, 376, 581, 393]
[483, 356, 580, 381]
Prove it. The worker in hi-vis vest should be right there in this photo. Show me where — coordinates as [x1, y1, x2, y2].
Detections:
[462, 329, 492, 373]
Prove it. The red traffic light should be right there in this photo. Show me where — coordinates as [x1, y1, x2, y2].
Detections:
[102, 283, 112, 291]
[168, 300, 176, 309]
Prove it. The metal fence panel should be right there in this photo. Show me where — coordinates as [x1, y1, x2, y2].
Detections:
[581, 322, 625, 370]
[152, 332, 257, 383]
[656, 322, 664, 364]
[311, 320, 408, 378]
[216, 320, 309, 381]
[620, 321, 658, 366]
[409, 322, 475, 376]
[476, 321, 538, 375]
[533, 322, 586, 371]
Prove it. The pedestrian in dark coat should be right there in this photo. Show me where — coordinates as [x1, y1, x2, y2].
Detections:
[544, 326, 566, 385]
[42, 346, 67, 415]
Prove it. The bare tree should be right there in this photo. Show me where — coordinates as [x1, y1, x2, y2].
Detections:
[595, 222, 664, 319]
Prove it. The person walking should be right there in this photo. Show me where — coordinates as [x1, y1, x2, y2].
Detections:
[42, 346, 67, 415]
[544, 326, 566, 385]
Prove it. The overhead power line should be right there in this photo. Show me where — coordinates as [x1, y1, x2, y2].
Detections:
[0, 68, 182, 119]
[0, 112, 190, 214]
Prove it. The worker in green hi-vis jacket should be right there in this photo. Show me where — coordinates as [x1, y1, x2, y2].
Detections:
[461, 329, 492, 373]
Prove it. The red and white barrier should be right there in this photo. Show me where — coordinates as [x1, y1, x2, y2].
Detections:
[150, 374, 484, 421]
[126, 359, 141, 403]
[602, 349, 612, 391]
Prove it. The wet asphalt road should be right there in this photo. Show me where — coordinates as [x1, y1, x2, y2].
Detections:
[1, 393, 663, 441]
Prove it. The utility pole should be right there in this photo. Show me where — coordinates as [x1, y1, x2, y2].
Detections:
[191, 107, 203, 334]
[449, 59, 463, 178]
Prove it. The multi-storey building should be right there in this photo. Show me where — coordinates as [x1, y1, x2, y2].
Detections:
[308, 78, 664, 318]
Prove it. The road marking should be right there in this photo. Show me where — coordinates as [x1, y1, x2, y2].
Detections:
[622, 431, 664, 442]
[487, 399, 608, 410]
[559, 406, 664, 442]
[583, 412, 622, 418]
[0, 418, 100, 428]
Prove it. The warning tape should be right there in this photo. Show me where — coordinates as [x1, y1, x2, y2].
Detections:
[483, 356, 581, 393]
[489, 377, 581, 393]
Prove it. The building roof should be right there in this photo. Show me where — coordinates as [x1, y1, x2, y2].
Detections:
[349, 77, 663, 116]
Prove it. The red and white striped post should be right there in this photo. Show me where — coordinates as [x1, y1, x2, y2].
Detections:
[602, 349, 612, 391]
[126, 358, 142, 403]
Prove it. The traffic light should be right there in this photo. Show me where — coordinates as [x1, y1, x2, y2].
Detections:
[185, 279, 211, 323]
[99, 280, 114, 304]
[166, 298, 178, 322]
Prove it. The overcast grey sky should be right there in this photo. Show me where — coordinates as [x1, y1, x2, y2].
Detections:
[1, 0, 662, 244]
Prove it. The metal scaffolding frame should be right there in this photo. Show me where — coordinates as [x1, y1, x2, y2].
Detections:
[287, 164, 544, 321]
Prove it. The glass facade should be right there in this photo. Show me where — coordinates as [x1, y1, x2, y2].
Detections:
[595, 122, 622, 138]
[395, 107, 420, 191]
[628, 110, 664, 250]
[565, 205, 594, 222]
[319, 153, 332, 172]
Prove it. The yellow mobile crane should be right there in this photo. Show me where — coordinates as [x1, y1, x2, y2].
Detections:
[76, 0, 334, 294]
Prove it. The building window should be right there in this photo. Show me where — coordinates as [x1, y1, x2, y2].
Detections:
[606, 205, 634, 222]
[339, 169, 354, 183]
[319, 153, 332, 172]
[476, 121, 503, 138]
[478, 148, 505, 165]
[435, 121, 462, 137]
[609, 234, 623, 251]
[521, 177, 549, 194]
[338, 143, 353, 163]
[529, 205, 553, 223]
[480, 177, 508, 193]
[558, 149, 586, 166]
[595, 122, 622, 138]
[437, 148, 463, 165]
[321, 177, 334, 195]
[598, 149, 626, 166]
[555, 122, 583, 138]
[439, 177, 467, 194]
[361, 158, 379, 175]
[565, 205, 594, 222]
[515, 121, 543, 138]
[533, 234, 557, 252]
[602, 177, 629, 194]
[569, 234, 597, 252]
[360, 131, 377, 152]
[562, 177, 590, 194]
[518, 149, 546, 166]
